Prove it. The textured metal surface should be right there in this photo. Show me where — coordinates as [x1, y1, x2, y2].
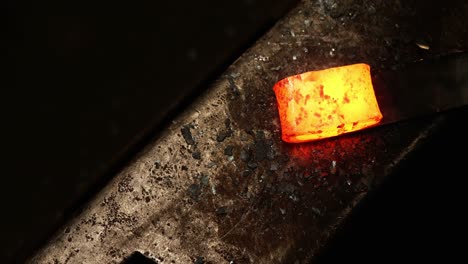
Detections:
[34, 0, 467, 263]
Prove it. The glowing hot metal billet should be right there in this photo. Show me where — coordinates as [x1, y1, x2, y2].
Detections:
[273, 64, 383, 143]
[274, 52, 468, 143]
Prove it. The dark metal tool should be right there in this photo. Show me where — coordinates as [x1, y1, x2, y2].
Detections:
[373, 52, 468, 125]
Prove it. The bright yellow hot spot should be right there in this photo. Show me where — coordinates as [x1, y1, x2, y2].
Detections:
[273, 63, 383, 143]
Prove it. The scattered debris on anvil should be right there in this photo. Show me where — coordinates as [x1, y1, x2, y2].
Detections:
[181, 125, 196, 146]
[194, 256, 205, 264]
[181, 124, 204, 160]
[216, 119, 233, 142]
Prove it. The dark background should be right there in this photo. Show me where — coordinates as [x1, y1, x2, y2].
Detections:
[6, 0, 468, 263]
[315, 107, 468, 263]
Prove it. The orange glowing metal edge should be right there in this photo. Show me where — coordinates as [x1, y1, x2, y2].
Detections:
[273, 63, 383, 143]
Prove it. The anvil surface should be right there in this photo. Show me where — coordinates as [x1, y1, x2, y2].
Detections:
[36, 0, 468, 263]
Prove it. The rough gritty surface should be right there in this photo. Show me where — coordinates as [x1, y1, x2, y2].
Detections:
[33, 0, 467, 263]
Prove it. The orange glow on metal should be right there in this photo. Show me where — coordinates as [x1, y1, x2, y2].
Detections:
[273, 63, 383, 143]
